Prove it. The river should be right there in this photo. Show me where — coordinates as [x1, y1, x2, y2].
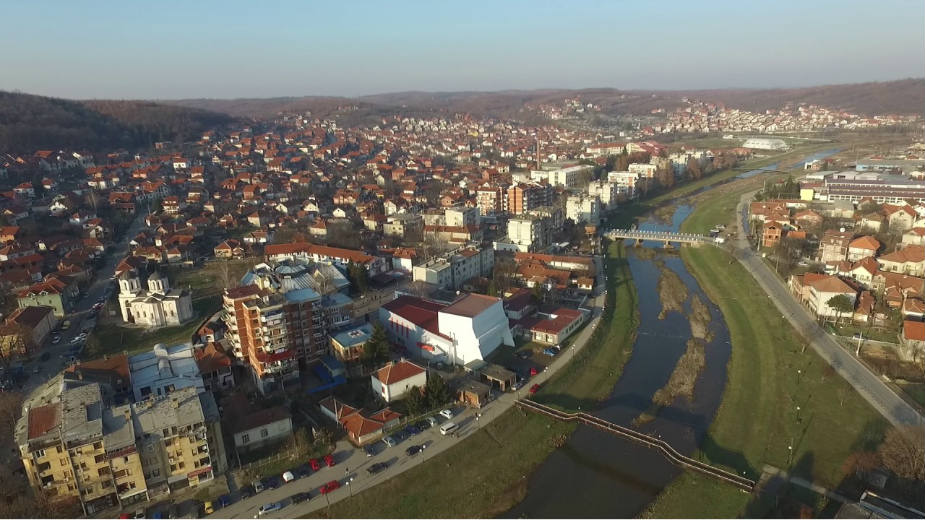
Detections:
[504, 205, 732, 518]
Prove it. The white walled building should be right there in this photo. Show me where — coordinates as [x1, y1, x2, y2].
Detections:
[379, 293, 514, 366]
[587, 180, 618, 209]
[530, 163, 592, 189]
[118, 270, 194, 327]
[607, 171, 642, 199]
[370, 360, 427, 403]
[566, 194, 601, 225]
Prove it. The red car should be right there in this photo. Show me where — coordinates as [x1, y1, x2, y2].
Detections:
[309, 458, 321, 471]
[529, 383, 541, 394]
[529, 367, 538, 377]
[324, 454, 335, 467]
[320, 480, 341, 495]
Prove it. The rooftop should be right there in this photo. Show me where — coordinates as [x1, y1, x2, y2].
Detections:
[441, 293, 499, 318]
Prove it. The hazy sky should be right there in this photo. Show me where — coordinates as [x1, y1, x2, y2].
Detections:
[3, 0, 923, 100]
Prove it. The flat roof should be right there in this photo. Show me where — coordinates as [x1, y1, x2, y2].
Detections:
[441, 293, 499, 318]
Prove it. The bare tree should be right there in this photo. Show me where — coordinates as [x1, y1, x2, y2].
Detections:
[878, 426, 925, 481]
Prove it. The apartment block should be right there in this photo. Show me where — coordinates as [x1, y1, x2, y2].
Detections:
[507, 183, 553, 215]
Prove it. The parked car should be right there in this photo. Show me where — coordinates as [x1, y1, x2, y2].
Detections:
[363, 445, 375, 457]
[415, 420, 431, 431]
[50, 335, 61, 345]
[529, 367, 538, 377]
[217, 495, 232, 508]
[367, 462, 390, 474]
[252, 480, 265, 494]
[542, 348, 557, 357]
[293, 464, 312, 478]
[529, 383, 541, 394]
[263, 476, 281, 489]
[404, 424, 421, 436]
[281, 470, 296, 483]
[257, 502, 283, 516]
[324, 454, 335, 467]
[516, 350, 531, 359]
[309, 458, 321, 471]
[203, 501, 214, 515]
[382, 435, 398, 448]
[425, 416, 439, 427]
[320, 480, 341, 495]
[439, 409, 454, 420]
[405, 444, 424, 456]
[290, 492, 311, 504]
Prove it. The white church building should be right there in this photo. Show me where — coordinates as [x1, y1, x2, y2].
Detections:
[379, 292, 514, 366]
[118, 269, 194, 327]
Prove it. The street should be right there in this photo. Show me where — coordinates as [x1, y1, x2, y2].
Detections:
[733, 190, 923, 427]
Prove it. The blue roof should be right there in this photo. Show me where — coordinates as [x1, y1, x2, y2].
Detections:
[331, 323, 373, 349]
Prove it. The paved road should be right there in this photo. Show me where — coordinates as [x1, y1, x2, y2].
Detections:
[212, 268, 609, 518]
[732, 190, 923, 427]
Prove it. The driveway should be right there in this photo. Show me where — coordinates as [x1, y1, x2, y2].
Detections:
[732, 190, 923, 427]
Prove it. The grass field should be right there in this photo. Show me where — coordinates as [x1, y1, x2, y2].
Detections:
[644, 246, 889, 517]
[310, 242, 639, 518]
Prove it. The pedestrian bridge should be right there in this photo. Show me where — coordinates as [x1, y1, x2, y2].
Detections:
[516, 399, 756, 491]
[606, 228, 712, 246]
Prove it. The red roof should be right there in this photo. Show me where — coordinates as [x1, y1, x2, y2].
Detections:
[903, 320, 925, 342]
[375, 360, 426, 385]
[382, 295, 445, 334]
[28, 404, 60, 440]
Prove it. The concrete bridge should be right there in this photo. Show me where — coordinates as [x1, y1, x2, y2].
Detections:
[516, 399, 756, 491]
[606, 228, 713, 246]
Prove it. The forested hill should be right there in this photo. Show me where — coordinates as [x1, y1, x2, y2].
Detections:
[0, 91, 234, 154]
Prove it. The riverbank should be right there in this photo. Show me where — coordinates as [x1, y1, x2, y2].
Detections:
[644, 241, 889, 517]
[310, 242, 639, 518]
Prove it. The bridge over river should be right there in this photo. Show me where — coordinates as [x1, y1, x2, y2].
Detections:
[517, 399, 756, 492]
[606, 228, 716, 246]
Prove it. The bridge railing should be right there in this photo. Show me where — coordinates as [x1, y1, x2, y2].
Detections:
[516, 399, 755, 491]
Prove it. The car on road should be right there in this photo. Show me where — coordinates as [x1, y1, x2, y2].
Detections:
[439, 408, 454, 420]
[51, 335, 61, 345]
[363, 445, 375, 457]
[257, 502, 284, 516]
[252, 480, 265, 494]
[309, 457, 321, 471]
[319, 480, 341, 495]
[203, 501, 214, 515]
[405, 444, 425, 456]
[293, 463, 312, 478]
[281, 470, 296, 483]
[542, 348, 558, 357]
[262, 476, 281, 489]
[290, 492, 311, 504]
[367, 462, 390, 474]
[529, 383, 541, 394]
[324, 454, 335, 467]
[382, 435, 398, 448]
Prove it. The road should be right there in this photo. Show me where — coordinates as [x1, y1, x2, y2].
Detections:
[732, 190, 923, 427]
[212, 261, 609, 518]
[16, 210, 148, 394]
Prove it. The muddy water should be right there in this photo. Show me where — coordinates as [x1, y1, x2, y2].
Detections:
[504, 206, 732, 518]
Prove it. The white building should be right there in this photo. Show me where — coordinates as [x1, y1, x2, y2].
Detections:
[628, 162, 657, 178]
[412, 247, 494, 290]
[607, 171, 642, 199]
[118, 270, 194, 327]
[587, 180, 618, 209]
[445, 206, 480, 227]
[379, 293, 514, 366]
[128, 343, 205, 402]
[530, 163, 592, 189]
[743, 137, 789, 151]
[370, 360, 427, 403]
[566, 194, 601, 225]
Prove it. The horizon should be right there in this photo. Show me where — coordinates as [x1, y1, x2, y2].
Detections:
[6, 76, 924, 102]
[2, 0, 923, 99]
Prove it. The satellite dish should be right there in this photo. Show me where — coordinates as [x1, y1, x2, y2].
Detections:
[839, 227, 845, 233]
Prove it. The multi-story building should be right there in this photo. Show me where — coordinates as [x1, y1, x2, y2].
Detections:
[529, 163, 591, 189]
[383, 213, 423, 239]
[412, 246, 494, 290]
[565, 194, 601, 225]
[587, 180, 618, 209]
[821, 172, 925, 205]
[506, 207, 563, 253]
[223, 260, 339, 394]
[131, 387, 226, 495]
[15, 381, 149, 514]
[607, 171, 643, 199]
[476, 184, 506, 216]
[445, 206, 480, 227]
[507, 183, 553, 215]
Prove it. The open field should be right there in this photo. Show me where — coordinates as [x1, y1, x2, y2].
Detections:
[310, 242, 638, 518]
[645, 245, 889, 517]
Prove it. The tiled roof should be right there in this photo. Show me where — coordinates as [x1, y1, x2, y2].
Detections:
[375, 360, 426, 385]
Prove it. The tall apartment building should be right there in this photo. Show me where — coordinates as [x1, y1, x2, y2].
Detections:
[529, 162, 592, 189]
[507, 183, 553, 215]
[16, 381, 148, 514]
[15, 379, 227, 514]
[223, 261, 335, 394]
[506, 207, 563, 253]
[445, 206, 480, 227]
[476, 184, 506, 216]
[587, 180, 618, 209]
[412, 246, 495, 290]
[566, 194, 601, 225]
[131, 387, 225, 496]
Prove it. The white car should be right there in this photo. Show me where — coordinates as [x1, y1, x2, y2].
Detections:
[439, 409, 454, 420]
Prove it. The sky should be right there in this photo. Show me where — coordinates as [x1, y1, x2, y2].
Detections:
[2, 0, 923, 100]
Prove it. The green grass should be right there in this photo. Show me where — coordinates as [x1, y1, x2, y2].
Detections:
[308, 241, 639, 519]
[641, 472, 751, 518]
[895, 381, 925, 408]
[645, 246, 889, 517]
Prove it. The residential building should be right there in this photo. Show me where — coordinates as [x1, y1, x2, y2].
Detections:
[530, 162, 591, 189]
[521, 307, 586, 345]
[565, 193, 601, 225]
[383, 213, 423, 239]
[506, 183, 553, 215]
[330, 323, 374, 363]
[877, 245, 925, 277]
[17, 275, 78, 317]
[900, 320, 924, 363]
[606, 171, 642, 199]
[128, 343, 205, 402]
[847, 236, 881, 262]
[0, 305, 57, 357]
[370, 360, 427, 403]
[193, 342, 234, 393]
[807, 275, 857, 319]
[817, 230, 852, 263]
[318, 396, 401, 447]
[265, 242, 388, 275]
[412, 246, 494, 290]
[222, 394, 292, 453]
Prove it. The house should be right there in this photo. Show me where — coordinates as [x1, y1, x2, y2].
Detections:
[520, 307, 586, 345]
[223, 393, 293, 452]
[330, 323, 374, 363]
[0, 305, 57, 357]
[806, 275, 857, 320]
[847, 236, 880, 261]
[817, 230, 852, 263]
[194, 342, 235, 392]
[214, 239, 245, 259]
[128, 343, 205, 401]
[370, 360, 427, 403]
[318, 396, 401, 446]
[899, 321, 924, 363]
[17, 275, 77, 317]
[877, 246, 925, 277]
[761, 222, 782, 248]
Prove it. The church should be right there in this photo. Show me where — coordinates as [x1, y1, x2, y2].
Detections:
[117, 269, 194, 327]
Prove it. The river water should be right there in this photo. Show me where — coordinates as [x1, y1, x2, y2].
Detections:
[505, 205, 733, 518]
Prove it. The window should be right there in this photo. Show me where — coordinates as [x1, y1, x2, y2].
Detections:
[34, 449, 46, 458]
[241, 433, 250, 444]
